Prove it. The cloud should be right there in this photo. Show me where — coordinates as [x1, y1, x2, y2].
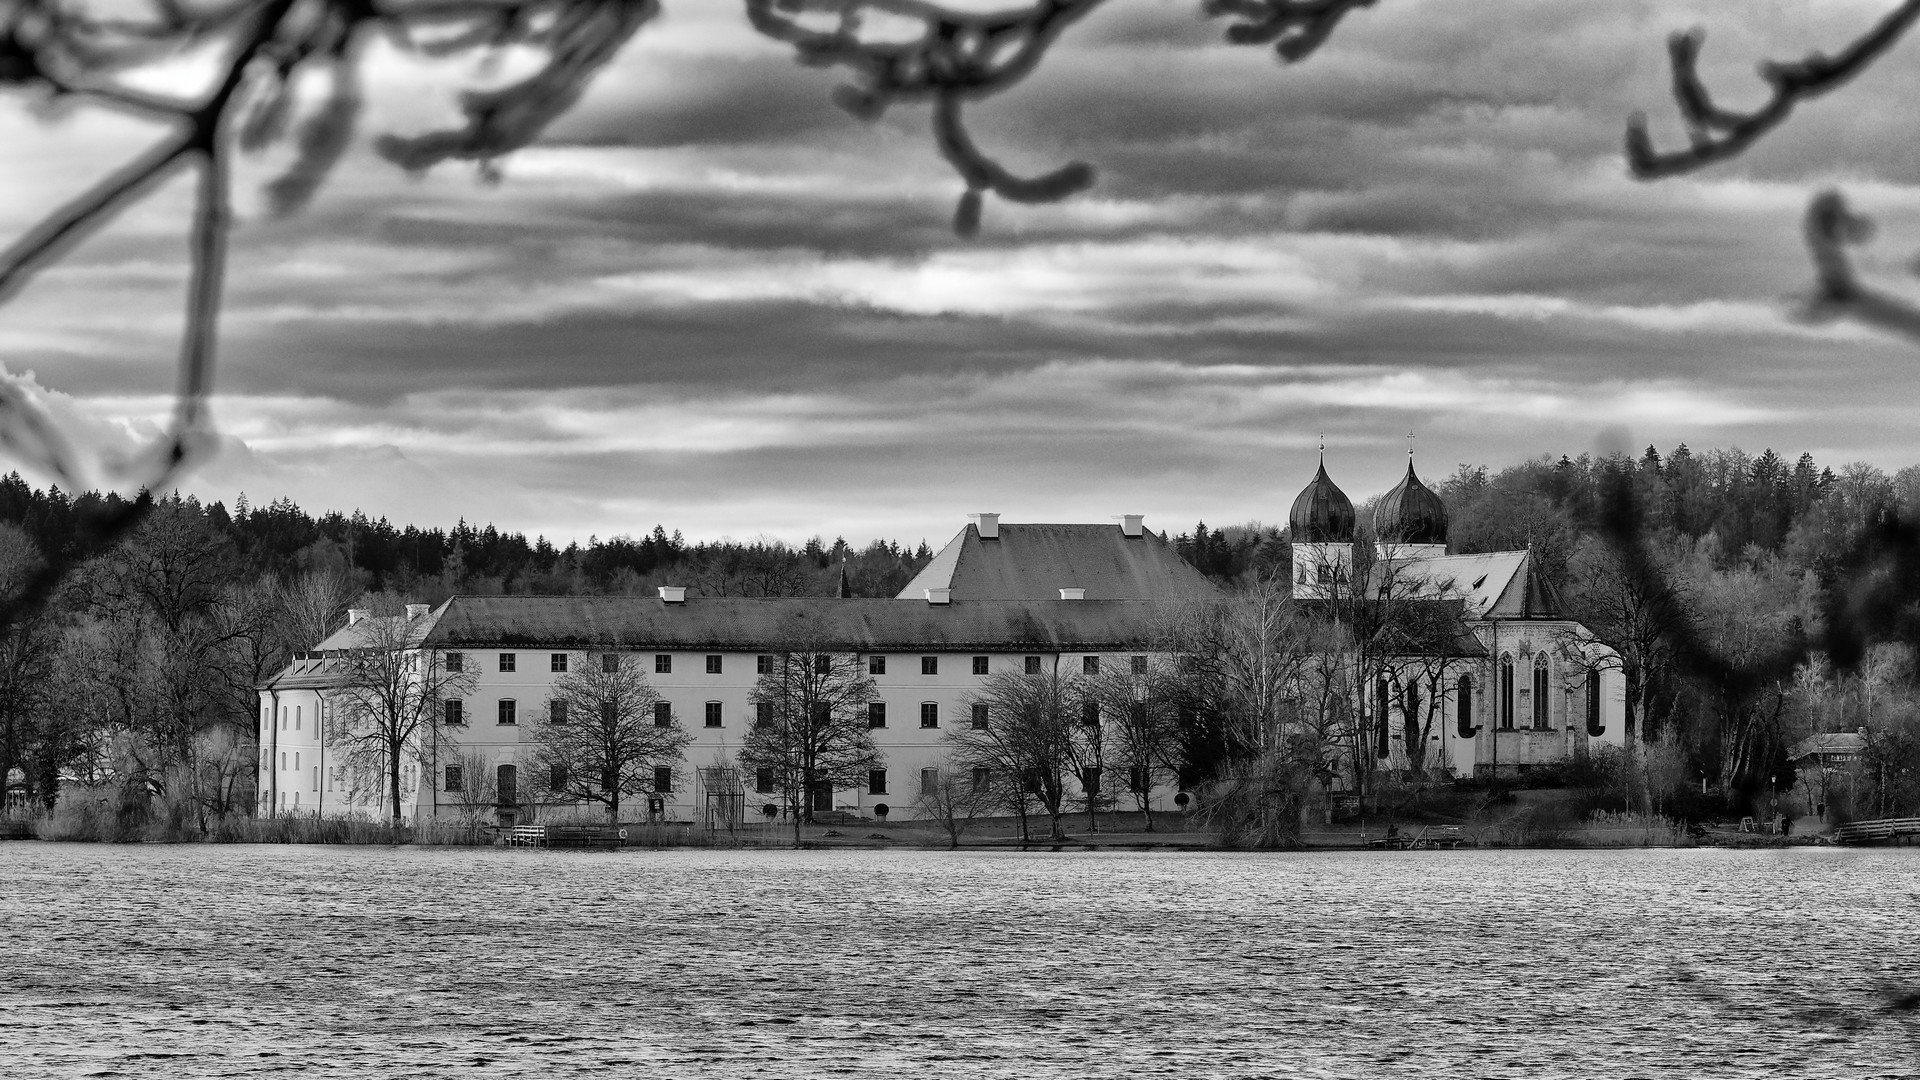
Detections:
[5, 2, 1920, 543]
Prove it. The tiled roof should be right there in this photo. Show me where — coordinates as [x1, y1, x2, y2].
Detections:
[424, 595, 1181, 651]
[1400, 551, 1560, 620]
[897, 522, 1222, 601]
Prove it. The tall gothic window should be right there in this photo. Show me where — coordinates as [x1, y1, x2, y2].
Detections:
[1533, 656, 1551, 730]
[1375, 676, 1391, 758]
[1498, 655, 1515, 730]
[1456, 674, 1474, 738]
[1585, 668, 1604, 736]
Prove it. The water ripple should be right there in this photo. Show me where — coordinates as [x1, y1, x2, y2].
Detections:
[1, 845, 1916, 1078]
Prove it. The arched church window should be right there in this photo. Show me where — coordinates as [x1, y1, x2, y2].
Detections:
[1404, 684, 1421, 728]
[1375, 675, 1391, 758]
[1585, 668, 1605, 737]
[1456, 675, 1474, 738]
[1498, 655, 1514, 730]
[1533, 656, 1551, 730]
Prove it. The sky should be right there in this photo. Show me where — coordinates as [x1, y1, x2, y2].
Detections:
[4, 0, 1920, 548]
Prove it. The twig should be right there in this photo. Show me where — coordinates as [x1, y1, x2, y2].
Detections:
[1800, 190, 1920, 342]
[1628, 2, 1920, 178]
[1203, 0, 1377, 62]
[745, 0, 1101, 236]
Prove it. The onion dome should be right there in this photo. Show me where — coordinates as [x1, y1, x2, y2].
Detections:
[1374, 459, 1449, 545]
[1290, 459, 1356, 543]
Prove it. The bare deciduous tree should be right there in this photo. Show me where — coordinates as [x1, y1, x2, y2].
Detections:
[740, 619, 882, 844]
[530, 652, 692, 824]
[324, 608, 472, 826]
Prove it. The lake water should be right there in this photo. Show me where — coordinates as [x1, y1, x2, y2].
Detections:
[0, 844, 1915, 1078]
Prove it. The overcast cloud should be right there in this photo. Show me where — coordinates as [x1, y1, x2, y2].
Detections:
[4, 0, 1920, 546]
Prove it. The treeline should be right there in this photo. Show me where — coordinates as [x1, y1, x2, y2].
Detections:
[0, 474, 935, 602]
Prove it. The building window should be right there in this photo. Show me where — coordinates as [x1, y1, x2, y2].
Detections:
[602, 654, 620, 673]
[971, 702, 989, 730]
[706, 655, 723, 674]
[498, 764, 517, 805]
[1456, 675, 1474, 738]
[972, 767, 992, 794]
[444, 699, 465, 725]
[655, 654, 671, 674]
[814, 655, 831, 675]
[868, 702, 887, 729]
[499, 652, 516, 672]
[758, 654, 773, 675]
[1081, 766, 1101, 795]
[550, 700, 569, 725]
[965, 655, 985, 675]
[869, 655, 886, 675]
[705, 701, 723, 728]
[921, 656, 938, 676]
[1083, 656, 1100, 675]
[920, 767, 939, 796]
[756, 767, 776, 794]
[654, 766, 674, 793]
[1499, 655, 1515, 730]
[654, 702, 673, 727]
[1586, 669, 1604, 736]
[1081, 701, 1100, 727]
[294, 751, 300, 770]
[756, 701, 774, 727]
[445, 765, 463, 792]
[868, 769, 888, 795]
[445, 652, 464, 672]
[1532, 657, 1552, 730]
[1130, 655, 1147, 675]
[497, 699, 517, 725]
[1374, 677, 1391, 758]
[294, 706, 301, 731]
[920, 702, 939, 728]
[1024, 655, 1041, 675]
[549, 764, 568, 791]
[551, 653, 568, 673]
[1129, 764, 1151, 794]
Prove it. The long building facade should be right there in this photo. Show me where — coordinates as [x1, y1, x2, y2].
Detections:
[258, 463, 1627, 825]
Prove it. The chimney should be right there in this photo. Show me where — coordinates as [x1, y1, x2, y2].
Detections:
[925, 587, 951, 606]
[658, 586, 687, 604]
[347, 608, 370, 626]
[405, 604, 429, 620]
[1059, 588, 1086, 600]
[969, 512, 1000, 540]
[1119, 514, 1145, 538]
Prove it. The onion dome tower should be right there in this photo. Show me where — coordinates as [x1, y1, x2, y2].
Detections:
[1373, 445, 1449, 556]
[1289, 440, 1356, 599]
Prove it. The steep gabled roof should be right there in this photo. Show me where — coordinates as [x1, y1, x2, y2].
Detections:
[897, 522, 1221, 602]
[424, 595, 1179, 652]
[261, 604, 448, 690]
[1400, 550, 1560, 620]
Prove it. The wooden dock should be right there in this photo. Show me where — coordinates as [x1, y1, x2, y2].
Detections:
[506, 824, 626, 849]
[1832, 817, 1920, 845]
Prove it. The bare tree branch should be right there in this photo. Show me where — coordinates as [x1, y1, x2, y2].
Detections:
[745, 0, 1102, 236]
[1799, 189, 1920, 341]
[1202, 0, 1376, 63]
[1627, 3, 1920, 179]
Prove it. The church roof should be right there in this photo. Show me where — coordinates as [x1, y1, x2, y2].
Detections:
[1374, 459, 1448, 546]
[1402, 550, 1561, 620]
[896, 522, 1221, 601]
[422, 596, 1175, 651]
[1289, 460, 1356, 543]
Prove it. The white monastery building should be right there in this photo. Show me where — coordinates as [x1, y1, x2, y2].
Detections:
[259, 459, 1626, 824]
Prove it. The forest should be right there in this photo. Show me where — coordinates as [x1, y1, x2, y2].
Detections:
[3, 440, 1919, 832]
